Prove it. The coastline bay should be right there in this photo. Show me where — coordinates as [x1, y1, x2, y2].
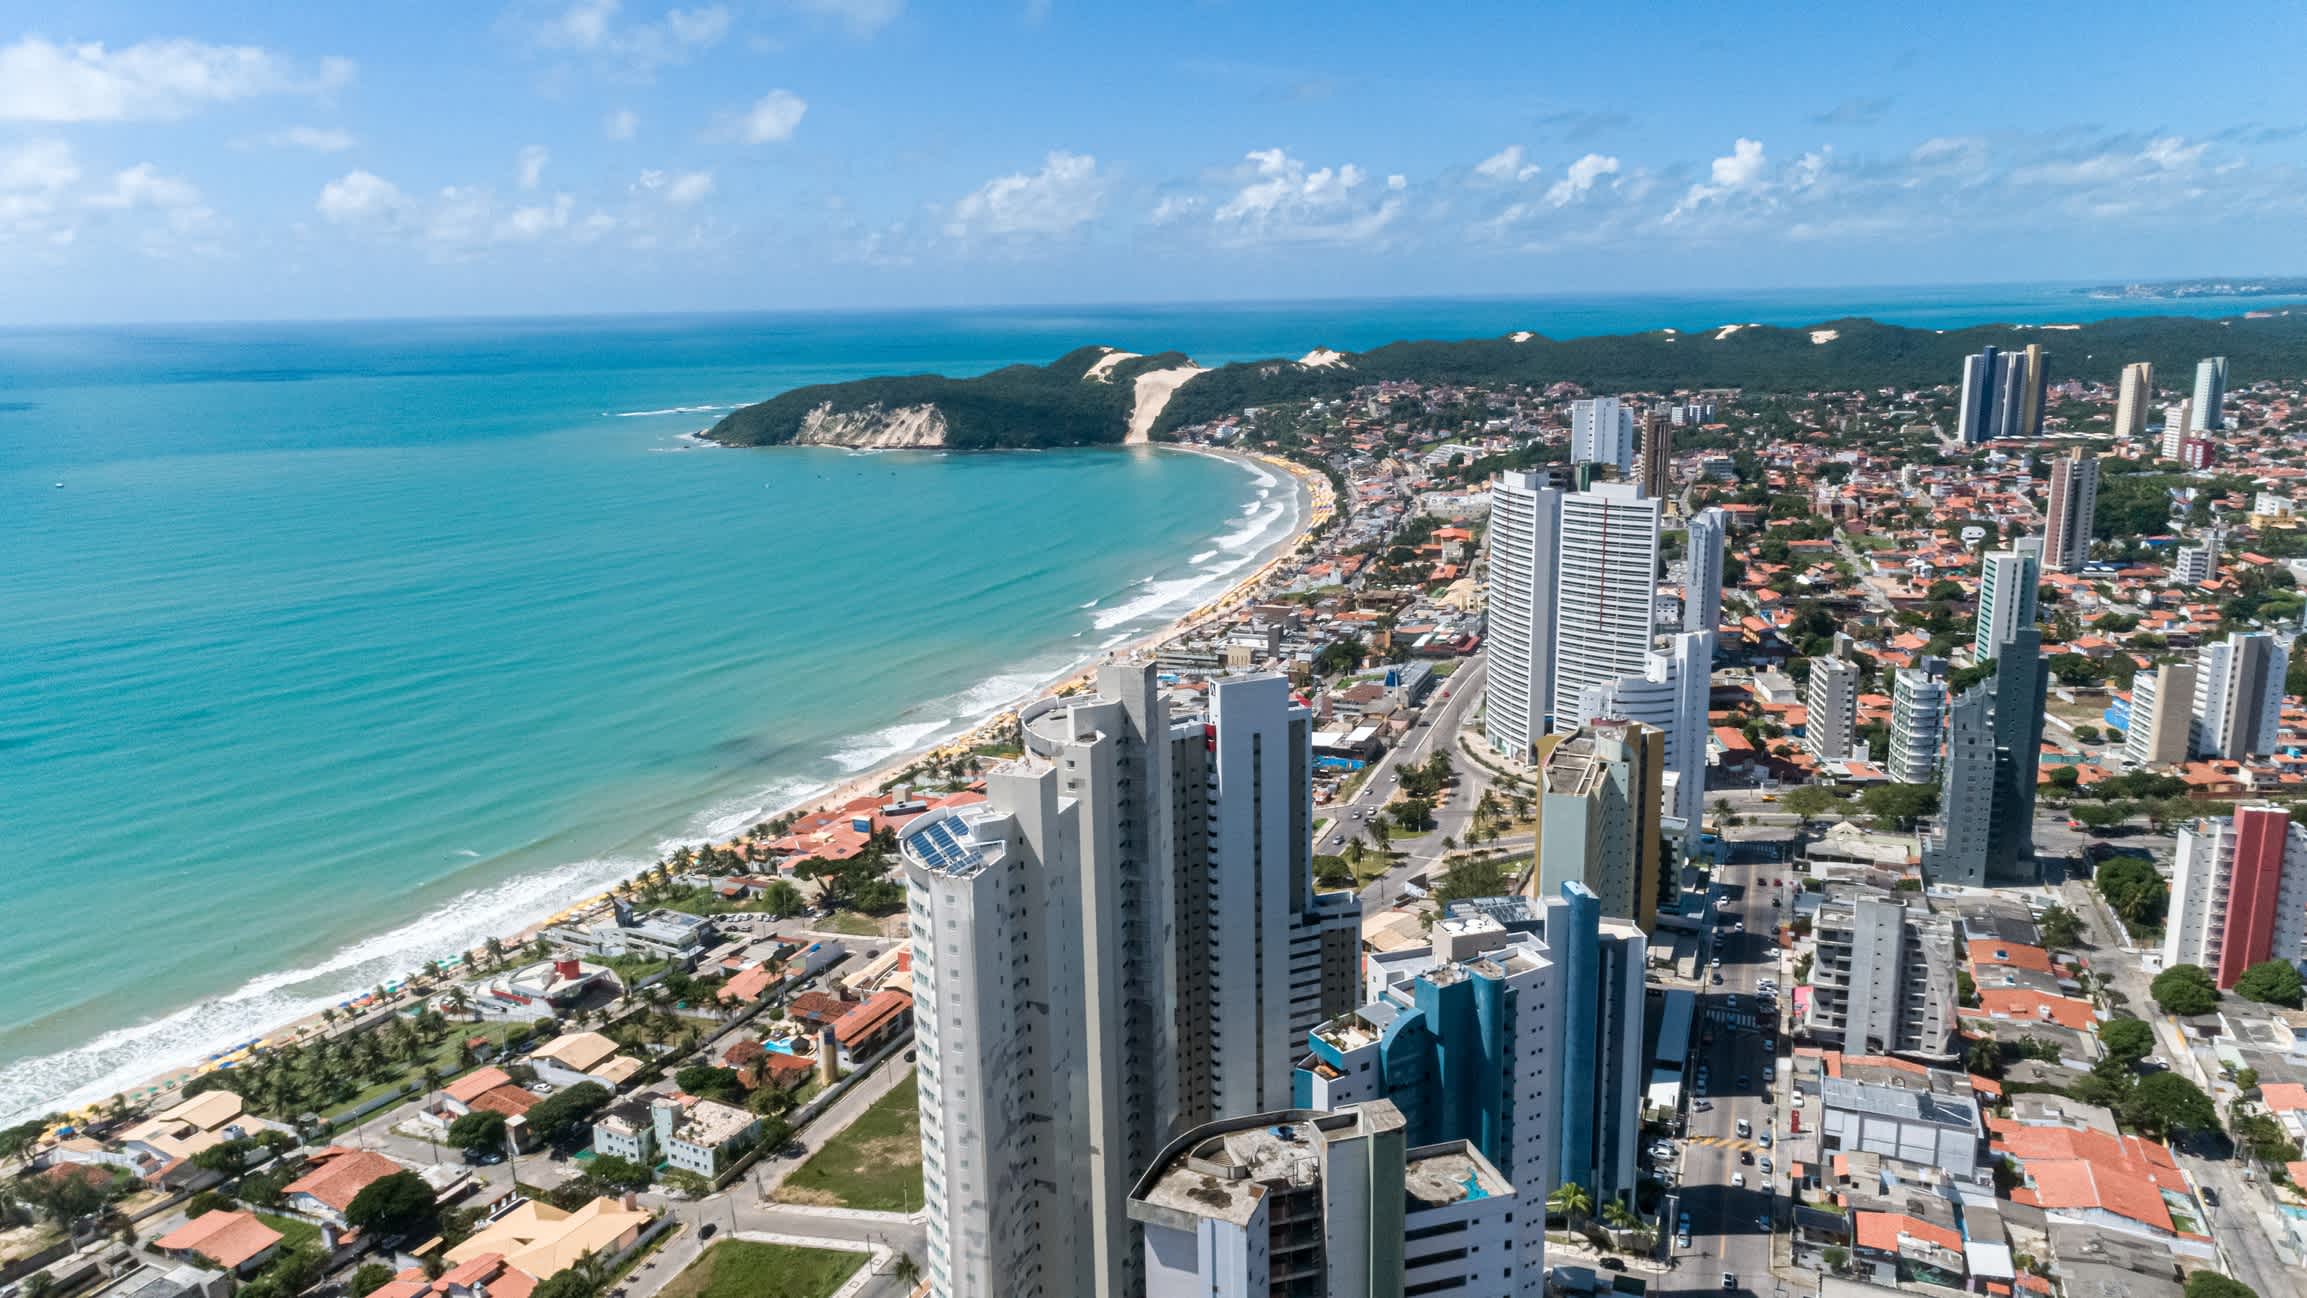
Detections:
[0, 282, 2286, 1123]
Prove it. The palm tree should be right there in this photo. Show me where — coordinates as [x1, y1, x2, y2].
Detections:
[442, 987, 474, 1019]
[892, 1254, 921, 1287]
[1547, 1182, 1593, 1232]
[485, 936, 506, 968]
[1601, 1199, 1639, 1230]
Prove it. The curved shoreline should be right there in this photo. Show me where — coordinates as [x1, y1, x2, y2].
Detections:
[4, 443, 1329, 1127]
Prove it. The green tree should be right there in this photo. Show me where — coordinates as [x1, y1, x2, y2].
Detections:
[1313, 854, 1355, 888]
[674, 1066, 745, 1104]
[2037, 905, 2085, 950]
[1858, 782, 1939, 829]
[758, 880, 804, 917]
[1547, 1182, 1593, 1231]
[2183, 1272, 2258, 1298]
[242, 1246, 326, 1298]
[1780, 785, 1843, 820]
[2150, 964, 2220, 1016]
[523, 1081, 611, 1146]
[350, 1263, 398, 1298]
[2121, 1071, 2219, 1139]
[580, 1155, 655, 1194]
[2232, 1110, 2303, 1166]
[2097, 856, 2169, 931]
[1433, 856, 1511, 907]
[0, 1119, 47, 1166]
[1967, 1037, 2003, 1077]
[2098, 1017, 2154, 1067]
[530, 1271, 599, 1298]
[345, 1170, 437, 1238]
[1391, 797, 1435, 833]
[2233, 959, 2304, 1008]
[446, 1110, 508, 1156]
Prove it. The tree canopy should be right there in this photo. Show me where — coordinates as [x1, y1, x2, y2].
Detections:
[524, 1081, 611, 1146]
[345, 1170, 437, 1238]
[2183, 1272, 2258, 1298]
[2150, 964, 2220, 1017]
[2097, 1017, 2154, 1067]
[2233, 959, 2304, 1008]
[2121, 1071, 2219, 1139]
[446, 1110, 508, 1155]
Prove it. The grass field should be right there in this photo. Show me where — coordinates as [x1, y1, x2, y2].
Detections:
[773, 1075, 922, 1212]
[658, 1241, 862, 1298]
[256, 1212, 322, 1253]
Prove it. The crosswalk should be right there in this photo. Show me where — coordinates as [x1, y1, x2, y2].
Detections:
[1682, 1135, 1766, 1153]
[1705, 1011, 1767, 1032]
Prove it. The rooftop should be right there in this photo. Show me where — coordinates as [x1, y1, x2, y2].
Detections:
[1134, 1104, 1406, 1228]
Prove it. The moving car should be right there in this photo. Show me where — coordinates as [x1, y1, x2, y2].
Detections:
[1723, 1273, 1739, 1290]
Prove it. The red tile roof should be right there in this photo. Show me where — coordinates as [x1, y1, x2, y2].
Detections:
[156, 1211, 283, 1270]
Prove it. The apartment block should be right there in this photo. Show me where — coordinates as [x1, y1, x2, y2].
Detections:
[1805, 894, 1959, 1063]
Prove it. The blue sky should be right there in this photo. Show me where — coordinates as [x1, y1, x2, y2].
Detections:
[2, 0, 2304, 323]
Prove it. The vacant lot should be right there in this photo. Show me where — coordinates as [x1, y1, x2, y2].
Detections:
[773, 1074, 922, 1212]
[658, 1241, 862, 1298]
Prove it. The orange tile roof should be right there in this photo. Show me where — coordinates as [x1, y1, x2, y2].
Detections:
[283, 1147, 405, 1213]
[1854, 1210, 1962, 1254]
[2022, 1160, 2173, 1233]
[157, 1211, 283, 1270]
[832, 988, 913, 1048]
[1966, 940, 2054, 973]
[444, 1067, 515, 1106]
[1974, 987, 2095, 1030]
[2259, 1082, 2307, 1113]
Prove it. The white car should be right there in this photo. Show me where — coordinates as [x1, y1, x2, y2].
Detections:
[1731, 1173, 1746, 1188]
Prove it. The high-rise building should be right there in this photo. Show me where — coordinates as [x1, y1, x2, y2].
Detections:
[1805, 893, 1960, 1063]
[1569, 396, 1636, 475]
[1577, 630, 1714, 833]
[1889, 657, 1948, 784]
[1196, 674, 1363, 1119]
[2191, 356, 2229, 431]
[1973, 546, 2040, 661]
[2114, 361, 2154, 440]
[1996, 348, 2032, 440]
[1484, 470, 1562, 761]
[1683, 507, 1725, 635]
[901, 767, 1096, 1298]
[2191, 631, 2289, 759]
[1923, 628, 2047, 887]
[1957, 347, 2000, 444]
[2174, 534, 2219, 586]
[2020, 343, 2047, 439]
[1296, 933, 1556, 1296]
[2164, 805, 2307, 988]
[1535, 719, 1665, 921]
[2042, 449, 2099, 572]
[2122, 662, 2197, 767]
[1551, 483, 1662, 731]
[1637, 408, 1673, 499]
[1128, 1101, 1524, 1298]
[2160, 400, 2193, 460]
[1805, 651, 1860, 764]
[905, 664, 1362, 1298]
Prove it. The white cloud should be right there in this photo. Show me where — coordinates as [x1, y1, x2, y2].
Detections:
[636, 168, 715, 204]
[738, 89, 808, 143]
[1544, 152, 1621, 206]
[1148, 194, 1201, 225]
[85, 163, 200, 211]
[82, 163, 223, 257]
[493, 194, 576, 242]
[0, 138, 81, 247]
[1668, 137, 1767, 220]
[945, 150, 1105, 239]
[317, 170, 408, 225]
[786, 0, 905, 36]
[0, 36, 353, 123]
[1474, 146, 1540, 183]
[517, 145, 550, 191]
[246, 125, 356, 153]
[524, 0, 731, 76]
[605, 107, 638, 140]
[1207, 148, 1405, 246]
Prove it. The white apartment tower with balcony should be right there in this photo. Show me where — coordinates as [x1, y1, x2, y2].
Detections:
[1889, 658, 1948, 784]
[1684, 507, 1726, 635]
[1577, 629, 1714, 833]
[1569, 396, 1636, 475]
[1551, 483, 1663, 733]
[1484, 470, 1562, 761]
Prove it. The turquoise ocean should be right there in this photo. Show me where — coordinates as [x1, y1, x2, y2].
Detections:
[1, 283, 2295, 1123]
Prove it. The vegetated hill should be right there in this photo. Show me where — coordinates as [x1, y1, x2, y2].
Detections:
[1150, 311, 2307, 435]
[704, 345, 1196, 449]
[704, 310, 2307, 448]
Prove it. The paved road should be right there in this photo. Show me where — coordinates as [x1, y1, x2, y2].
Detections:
[2063, 874, 2306, 1298]
[1317, 651, 1490, 857]
[1661, 852, 1794, 1298]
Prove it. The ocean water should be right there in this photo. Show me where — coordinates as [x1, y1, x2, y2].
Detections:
[0, 281, 2290, 1123]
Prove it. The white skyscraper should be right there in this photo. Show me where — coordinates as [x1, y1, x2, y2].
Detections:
[1973, 547, 2040, 661]
[1578, 630, 1714, 831]
[1683, 507, 1726, 635]
[1197, 674, 1361, 1118]
[2192, 632, 2289, 759]
[906, 663, 1361, 1298]
[1551, 483, 1663, 732]
[1485, 470, 1563, 759]
[2192, 356, 2229, 431]
[2042, 449, 2099, 573]
[1888, 658, 1948, 784]
[1569, 396, 1636, 475]
[2161, 399, 2193, 460]
[901, 768, 1095, 1298]
[1805, 652, 1860, 764]
[2114, 361, 2154, 440]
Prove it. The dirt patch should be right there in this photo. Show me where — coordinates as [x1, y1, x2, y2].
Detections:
[772, 1186, 843, 1207]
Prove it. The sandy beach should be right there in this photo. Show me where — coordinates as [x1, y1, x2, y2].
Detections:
[44, 445, 1334, 1125]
